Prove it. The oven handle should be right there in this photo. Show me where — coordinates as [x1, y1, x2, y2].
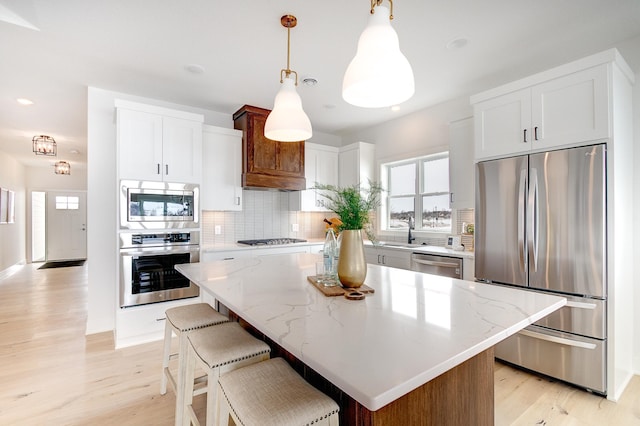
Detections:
[119, 246, 199, 257]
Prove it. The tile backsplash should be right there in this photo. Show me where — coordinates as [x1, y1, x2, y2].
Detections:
[202, 189, 474, 250]
[202, 190, 329, 246]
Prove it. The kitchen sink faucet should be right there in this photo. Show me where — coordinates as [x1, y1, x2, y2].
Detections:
[408, 216, 416, 244]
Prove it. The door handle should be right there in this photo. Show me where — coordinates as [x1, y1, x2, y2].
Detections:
[534, 126, 539, 140]
[165, 164, 169, 175]
[519, 329, 596, 350]
[523, 129, 528, 143]
[528, 168, 539, 272]
[518, 169, 527, 272]
[157, 163, 161, 175]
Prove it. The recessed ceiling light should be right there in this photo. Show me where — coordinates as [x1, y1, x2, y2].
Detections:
[323, 104, 336, 109]
[391, 105, 400, 112]
[446, 37, 468, 50]
[17, 98, 33, 105]
[69, 149, 80, 154]
[184, 64, 205, 74]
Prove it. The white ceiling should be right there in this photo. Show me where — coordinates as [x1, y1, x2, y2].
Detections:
[1, 0, 639, 170]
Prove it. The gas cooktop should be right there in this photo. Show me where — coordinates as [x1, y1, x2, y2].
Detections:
[237, 238, 307, 246]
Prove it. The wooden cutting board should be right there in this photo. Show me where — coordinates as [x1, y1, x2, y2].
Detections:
[307, 275, 375, 297]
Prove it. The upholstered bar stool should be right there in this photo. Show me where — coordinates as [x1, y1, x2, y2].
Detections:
[161, 303, 230, 424]
[216, 357, 340, 426]
[182, 322, 272, 426]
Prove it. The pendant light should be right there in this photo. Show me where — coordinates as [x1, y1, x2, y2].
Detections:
[54, 160, 71, 175]
[343, 0, 415, 108]
[32, 135, 57, 156]
[264, 15, 312, 142]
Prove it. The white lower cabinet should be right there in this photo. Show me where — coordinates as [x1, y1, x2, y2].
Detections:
[364, 246, 412, 270]
[463, 257, 475, 281]
[115, 297, 201, 349]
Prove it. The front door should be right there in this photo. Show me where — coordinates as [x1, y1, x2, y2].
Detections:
[46, 191, 87, 261]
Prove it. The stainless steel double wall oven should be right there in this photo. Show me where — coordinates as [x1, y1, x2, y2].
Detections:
[119, 180, 200, 308]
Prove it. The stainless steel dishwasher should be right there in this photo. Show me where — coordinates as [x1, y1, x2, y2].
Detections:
[411, 253, 462, 279]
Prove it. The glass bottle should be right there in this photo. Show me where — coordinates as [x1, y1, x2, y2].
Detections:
[323, 228, 338, 286]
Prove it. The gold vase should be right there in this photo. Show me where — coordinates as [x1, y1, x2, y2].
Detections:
[337, 229, 367, 288]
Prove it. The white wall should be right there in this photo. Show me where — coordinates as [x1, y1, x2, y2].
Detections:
[340, 96, 472, 161]
[26, 165, 87, 191]
[85, 87, 232, 336]
[0, 150, 26, 272]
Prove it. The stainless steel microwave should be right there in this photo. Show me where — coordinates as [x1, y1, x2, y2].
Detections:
[120, 180, 199, 230]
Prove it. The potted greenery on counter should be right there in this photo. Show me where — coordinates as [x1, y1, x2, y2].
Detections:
[314, 181, 383, 288]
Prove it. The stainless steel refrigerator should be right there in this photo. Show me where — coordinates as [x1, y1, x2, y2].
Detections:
[475, 143, 607, 395]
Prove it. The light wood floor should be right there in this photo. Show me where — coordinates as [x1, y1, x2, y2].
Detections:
[1, 263, 638, 425]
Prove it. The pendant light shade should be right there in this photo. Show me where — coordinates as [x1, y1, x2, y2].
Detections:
[265, 76, 312, 142]
[264, 15, 312, 142]
[343, 5, 414, 108]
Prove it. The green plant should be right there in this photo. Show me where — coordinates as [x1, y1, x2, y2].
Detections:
[313, 181, 383, 241]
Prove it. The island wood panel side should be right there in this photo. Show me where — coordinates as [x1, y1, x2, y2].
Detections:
[227, 308, 494, 426]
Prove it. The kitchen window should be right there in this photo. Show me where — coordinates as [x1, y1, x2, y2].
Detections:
[381, 152, 451, 232]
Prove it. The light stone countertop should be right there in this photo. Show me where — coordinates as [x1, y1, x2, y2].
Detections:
[202, 238, 474, 259]
[176, 253, 564, 411]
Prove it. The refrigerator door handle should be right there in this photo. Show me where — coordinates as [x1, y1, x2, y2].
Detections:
[528, 168, 539, 272]
[518, 329, 597, 350]
[518, 169, 527, 272]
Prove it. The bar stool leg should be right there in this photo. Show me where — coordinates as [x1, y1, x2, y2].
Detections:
[182, 343, 198, 426]
[175, 331, 189, 426]
[160, 318, 173, 395]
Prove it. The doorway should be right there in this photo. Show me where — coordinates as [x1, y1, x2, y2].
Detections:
[43, 191, 87, 262]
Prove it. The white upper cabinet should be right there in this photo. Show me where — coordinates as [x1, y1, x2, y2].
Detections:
[201, 125, 243, 211]
[448, 117, 475, 209]
[473, 89, 531, 159]
[473, 63, 610, 161]
[116, 101, 203, 183]
[338, 142, 375, 188]
[290, 143, 339, 211]
[530, 65, 609, 151]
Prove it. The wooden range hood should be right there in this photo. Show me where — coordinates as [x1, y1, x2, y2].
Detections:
[233, 105, 306, 191]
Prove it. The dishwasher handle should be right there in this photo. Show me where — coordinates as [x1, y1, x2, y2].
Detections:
[412, 258, 460, 268]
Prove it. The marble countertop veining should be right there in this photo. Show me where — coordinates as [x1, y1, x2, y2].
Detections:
[176, 253, 564, 411]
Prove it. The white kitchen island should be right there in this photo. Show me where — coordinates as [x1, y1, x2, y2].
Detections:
[176, 253, 565, 425]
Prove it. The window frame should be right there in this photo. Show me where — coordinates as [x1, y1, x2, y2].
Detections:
[380, 152, 451, 234]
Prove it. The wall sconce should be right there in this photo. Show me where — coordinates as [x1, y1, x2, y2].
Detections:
[343, 0, 415, 108]
[264, 14, 313, 142]
[54, 161, 71, 175]
[32, 135, 57, 156]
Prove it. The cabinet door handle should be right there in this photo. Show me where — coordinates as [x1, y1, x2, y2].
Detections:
[534, 126, 539, 140]
[235, 197, 241, 206]
[165, 164, 169, 175]
[157, 163, 161, 175]
[523, 129, 528, 143]
[450, 193, 454, 203]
